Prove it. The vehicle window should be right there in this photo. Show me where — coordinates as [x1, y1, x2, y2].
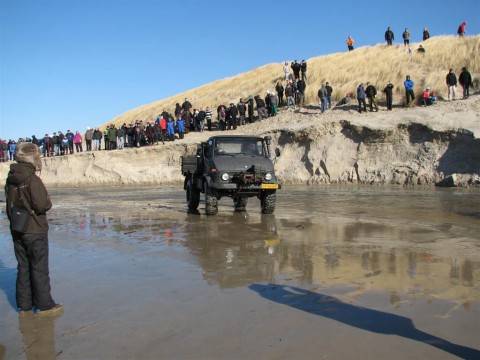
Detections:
[214, 139, 264, 156]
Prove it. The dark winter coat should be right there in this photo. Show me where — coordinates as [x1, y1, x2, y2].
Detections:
[5, 162, 52, 234]
[383, 83, 394, 96]
[385, 29, 394, 41]
[459, 70, 472, 87]
[365, 85, 377, 98]
[446, 72, 457, 86]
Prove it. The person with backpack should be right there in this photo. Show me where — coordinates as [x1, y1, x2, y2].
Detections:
[457, 21, 467, 37]
[5, 142, 63, 316]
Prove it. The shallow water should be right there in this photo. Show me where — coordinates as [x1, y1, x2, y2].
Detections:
[0, 185, 479, 359]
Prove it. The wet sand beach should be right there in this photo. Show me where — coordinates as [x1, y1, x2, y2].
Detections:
[1, 185, 479, 359]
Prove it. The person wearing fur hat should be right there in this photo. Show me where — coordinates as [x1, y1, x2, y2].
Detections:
[5, 142, 63, 315]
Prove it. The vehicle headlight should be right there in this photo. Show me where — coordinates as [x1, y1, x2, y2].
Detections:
[265, 173, 272, 181]
[221, 173, 230, 181]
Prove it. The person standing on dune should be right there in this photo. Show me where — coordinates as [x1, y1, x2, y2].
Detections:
[385, 27, 394, 45]
[457, 21, 467, 37]
[383, 82, 394, 111]
[404, 75, 415, 106]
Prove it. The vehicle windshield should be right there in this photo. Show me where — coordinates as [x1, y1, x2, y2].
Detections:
[214, 138, 264, 156]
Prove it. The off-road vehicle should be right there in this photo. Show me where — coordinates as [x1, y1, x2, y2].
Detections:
[181, 135, 280, 215]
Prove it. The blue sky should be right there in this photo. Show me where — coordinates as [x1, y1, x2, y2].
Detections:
[1, 0, 478, 141]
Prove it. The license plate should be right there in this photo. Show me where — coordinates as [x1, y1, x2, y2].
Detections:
[261, 184, 278, 189]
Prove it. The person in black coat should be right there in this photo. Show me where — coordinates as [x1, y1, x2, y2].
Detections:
[365, 82, 379, 112]
[291, 60, 301, 80]
[423, 27, 430, 41]
[300, 60, 307, 81]
[446, 69, 457, 101]
[458, 67, 472, 99]
[228, 103, 238, 130]
[5, 142, 63, 315]
[383, 82, 394, 110]
[275, 81, 284, 106]
[385, 27, 394, 45]
[247, 96, 254, 123]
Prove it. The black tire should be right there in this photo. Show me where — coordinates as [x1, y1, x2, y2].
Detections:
[233, 196, 248, 210]
[186, 180, 200, 210]
[261, 190, 276, 214]
[205, 183, 218, 216]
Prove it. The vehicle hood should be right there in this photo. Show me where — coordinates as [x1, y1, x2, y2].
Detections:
[212, 155, 275, 173]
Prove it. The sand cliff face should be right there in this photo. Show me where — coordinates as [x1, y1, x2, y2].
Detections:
[1, 96, 479, 188]
[271, 121, 479, 186]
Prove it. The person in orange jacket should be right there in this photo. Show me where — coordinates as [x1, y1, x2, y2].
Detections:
[346, 36, 354, 51]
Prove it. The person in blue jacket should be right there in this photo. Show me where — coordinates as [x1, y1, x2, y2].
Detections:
[404, 75, 415, 106]
[166, 116, 176, 141]
[356, 83, 367, 113]
[9, 141, 17, 161]
[176, 115, 185, 139]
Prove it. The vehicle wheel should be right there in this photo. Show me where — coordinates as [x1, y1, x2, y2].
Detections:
[260, 190, 276, 214]
[205, 183, 218, 216]
[186, 180, 200, 210]
[233, 196, 248, 211]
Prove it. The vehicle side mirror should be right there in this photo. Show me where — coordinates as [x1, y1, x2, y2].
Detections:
[204, 144, 212, 157]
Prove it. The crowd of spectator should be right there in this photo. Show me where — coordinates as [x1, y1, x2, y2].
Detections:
[1, 21, 474, 163]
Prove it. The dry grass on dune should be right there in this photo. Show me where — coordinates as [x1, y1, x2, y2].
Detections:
[105, 35, 479, 129]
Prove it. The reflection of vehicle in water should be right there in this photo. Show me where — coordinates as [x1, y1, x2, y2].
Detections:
[184, 213, 280, 288]
[181, 135, 281, 215]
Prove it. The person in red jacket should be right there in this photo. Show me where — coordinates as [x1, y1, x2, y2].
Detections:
[158, 115, 167, 144]
[457, 21, 467, 37]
